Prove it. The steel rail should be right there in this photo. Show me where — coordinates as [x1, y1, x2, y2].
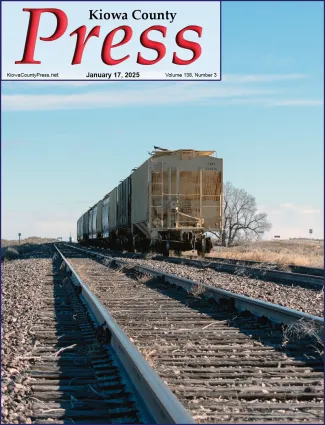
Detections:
[63, 244, 324, 329]
[70, 243, 324, 286]
[200, 256, 324, 277]
[152, 256, 324, 288]
[54, 245, 195, 425]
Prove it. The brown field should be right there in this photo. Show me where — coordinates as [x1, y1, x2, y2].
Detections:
[1, 237, 58, 247]
[2, 237, 323, 268]
[1, 237, 58, 261]
[186, 239, 324, 268]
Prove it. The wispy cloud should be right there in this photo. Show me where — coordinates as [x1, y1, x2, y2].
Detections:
[2, 84, 280, 111]
[273, 100, 324, 106]
[225, 97, 323, 107]
[278, 203, 321, 215]
[222, 73, 307, 83]
[280, 203, 297, 210]
[301, 209, 321, 214]
[2, 73, 322, 111]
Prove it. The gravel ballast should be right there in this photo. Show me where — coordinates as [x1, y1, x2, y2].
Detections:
[112, 256, 324, 318]
[1, 245, 54, 424]
[62, 252, 324, 424]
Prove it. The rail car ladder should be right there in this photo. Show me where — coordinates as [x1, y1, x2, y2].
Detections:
[149, 160, 164, 230]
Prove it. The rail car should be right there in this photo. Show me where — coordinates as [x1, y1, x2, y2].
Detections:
[77, 148, 223, 256]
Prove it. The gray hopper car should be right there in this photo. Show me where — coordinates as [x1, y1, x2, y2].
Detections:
[77, 149, 223, 255]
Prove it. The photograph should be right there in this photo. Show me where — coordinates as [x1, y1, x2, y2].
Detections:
[1, 1, 324, 424]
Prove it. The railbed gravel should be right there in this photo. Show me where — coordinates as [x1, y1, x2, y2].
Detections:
[63, 252, 324, 424]
[112, 256, 324, 317]
[1, 244, 54, 424]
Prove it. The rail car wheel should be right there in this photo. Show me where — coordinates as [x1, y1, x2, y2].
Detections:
[127, 234, 135, 252]
[134, 235, 141, 252]
[117, 239, 123, 252]
[162, 242, 170, 257]
[134, 235, 148, 253]
[196, 240, 203, 256]
[205, 237, 213, 254]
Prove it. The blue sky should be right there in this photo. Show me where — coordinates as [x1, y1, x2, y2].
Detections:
[2, 1, 324, 240]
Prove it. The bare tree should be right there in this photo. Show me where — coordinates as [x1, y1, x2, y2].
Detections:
[214, 182, 272, 247]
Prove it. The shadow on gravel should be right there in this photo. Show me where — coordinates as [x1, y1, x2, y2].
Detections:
[29, 255, 142, 424]
[30, 257, 96, 424]
[2, 244, 143, 424]
[31, 256, 115, 424]
[66, 250, 323, 373]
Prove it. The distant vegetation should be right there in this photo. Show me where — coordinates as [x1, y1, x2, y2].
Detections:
[1, 236, 58, 247]
[211, 182, 272, 247]
[208, 239, 324, 268]
[1, 237, 58, 261]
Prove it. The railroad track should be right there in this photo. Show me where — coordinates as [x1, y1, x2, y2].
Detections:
[159, 256, 324, 288]
[59, 244, 324, 424]
[27, 247, 194, 424]
[199, 256, 324, 277]
[70, 244, 324, 289]
[66, 244, 324, 317]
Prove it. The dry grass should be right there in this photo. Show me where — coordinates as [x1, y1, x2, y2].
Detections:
[282, 319, 324, 356]
[184, 239, 324, 268]
[140, 348, 157, 368]
[1, 237, 58, 261]
[189, 284, 206, 297]
[1, 237, 58, 247]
